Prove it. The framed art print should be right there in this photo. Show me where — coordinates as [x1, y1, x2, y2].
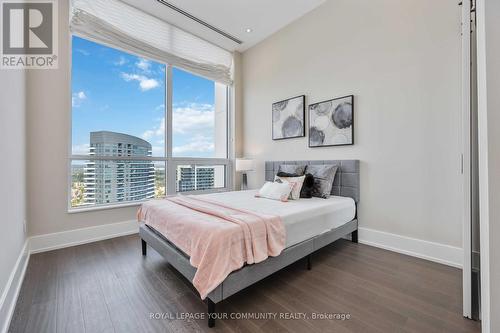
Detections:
[272, 95, 305, 140]
[309, 95, 354, 147]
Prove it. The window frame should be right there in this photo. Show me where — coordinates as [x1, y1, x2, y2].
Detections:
[68, 36, 233, 213]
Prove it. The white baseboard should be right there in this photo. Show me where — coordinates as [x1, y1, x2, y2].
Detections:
[29, 220, 139, 254]
[358, 227, 463, 268]
[0, 241, 29, 333]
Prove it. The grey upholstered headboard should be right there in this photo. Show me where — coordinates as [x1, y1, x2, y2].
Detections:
[265, 160, 360, 202]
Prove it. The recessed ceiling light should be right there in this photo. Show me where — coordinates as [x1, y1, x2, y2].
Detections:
[245, 28, 253, 33]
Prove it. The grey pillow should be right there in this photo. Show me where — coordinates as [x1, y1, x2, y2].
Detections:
[278, 164, 306, 176]
[306, 165, 338, 198]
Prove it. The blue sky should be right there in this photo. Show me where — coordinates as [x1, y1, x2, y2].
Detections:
[71, 36, 216, 158]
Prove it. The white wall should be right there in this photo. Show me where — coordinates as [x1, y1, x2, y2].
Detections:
[26, 0, 138, 236]
[476, 0, 500, 331]
[232, 52, 244, 189]
[0, 69, 27, 314]
[242, 0, 463, 247]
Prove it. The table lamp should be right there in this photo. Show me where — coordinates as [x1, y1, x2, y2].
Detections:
[235, 158, 254, 190]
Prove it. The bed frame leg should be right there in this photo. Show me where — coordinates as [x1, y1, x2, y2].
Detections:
[307, 254, 312, 270]
[351, 230, 358, 243]
[141, 239, 147, 256]
[207, 299, 216, 328]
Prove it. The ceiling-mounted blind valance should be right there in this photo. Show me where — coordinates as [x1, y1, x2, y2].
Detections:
[70, 0, 234, 85]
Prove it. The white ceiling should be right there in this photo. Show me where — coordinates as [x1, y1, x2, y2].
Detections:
[120, 0, 326, 52]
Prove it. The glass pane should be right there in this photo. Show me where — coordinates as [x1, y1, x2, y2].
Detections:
[175, 165, 226, 192]
[71, 160, 166, 208]
[172, 67, 227, 158]
[154, 161, 166, 198]
[71, 36, 166, 157]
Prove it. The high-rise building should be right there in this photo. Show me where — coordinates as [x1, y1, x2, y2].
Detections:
[84, 131, 155, 205]
[176, 166, 215, 192]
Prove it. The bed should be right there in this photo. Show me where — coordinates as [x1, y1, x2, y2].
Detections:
[139, 159, 359, 327]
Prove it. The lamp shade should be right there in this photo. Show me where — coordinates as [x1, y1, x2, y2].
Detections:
[235, 158, 255, 172]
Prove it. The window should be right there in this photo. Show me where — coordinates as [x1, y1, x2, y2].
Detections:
[176, 165, 226, 192]
[172, 68, 228, 158]
[70, 36, 231, 210]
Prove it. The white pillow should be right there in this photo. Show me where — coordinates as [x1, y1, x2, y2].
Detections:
[255, 181, 293, 202]
[274, 175, 305, 200]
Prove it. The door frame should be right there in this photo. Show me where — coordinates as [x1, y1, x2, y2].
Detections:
[475, 0, 491, 331]
[461, 0, 472, 319]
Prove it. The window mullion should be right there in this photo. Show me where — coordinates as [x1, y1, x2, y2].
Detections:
[226, 86, 234, 190]
[166, 65, 176, 195]
[166, 65, 172, 159]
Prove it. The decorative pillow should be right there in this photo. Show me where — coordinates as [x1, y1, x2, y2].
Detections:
[277, 172, 315, 198]
[278, 164, 306, 176]
[305, 165, 338, 198]
[274, 175, 305, 200]
[300, 173, 315, 198]
[255, 181, 293, 202]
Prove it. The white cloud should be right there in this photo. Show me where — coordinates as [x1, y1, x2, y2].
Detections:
[72, 91, 87, 107]
[143, 118, 165, 156]
[172, 104, 214, 134]
[151, 145, 164, 157]
[141, 103, 216, 156]
[114, 56, 127, 66]
[121, 73, 159, 91]
[155, 104, 165, 111]
[173, 135, 214, 154]
[75, 48, 90, 56]
[136, 58, 151, 72]
[72, 143, 90, 155]
[142, 130, 155, 140]
[142, 117, 165, 141]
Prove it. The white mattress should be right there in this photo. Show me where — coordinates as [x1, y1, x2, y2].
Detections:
[198, 190, 356, 248]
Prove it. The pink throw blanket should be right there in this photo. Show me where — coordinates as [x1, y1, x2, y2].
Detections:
[137, 195, 286, 299]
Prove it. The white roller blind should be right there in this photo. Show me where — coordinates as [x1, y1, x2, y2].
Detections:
[70, 0, 233, 85]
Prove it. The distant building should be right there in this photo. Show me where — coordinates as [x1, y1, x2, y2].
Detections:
[84, 131, 155, 205]
[71, 164, 85, 174]
[176, 166, 215, 192]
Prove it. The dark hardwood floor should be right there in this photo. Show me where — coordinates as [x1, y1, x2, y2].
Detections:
[9, 235, 480, 333]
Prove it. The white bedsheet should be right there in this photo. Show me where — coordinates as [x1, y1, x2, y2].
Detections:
[197, 190, 356, 248]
